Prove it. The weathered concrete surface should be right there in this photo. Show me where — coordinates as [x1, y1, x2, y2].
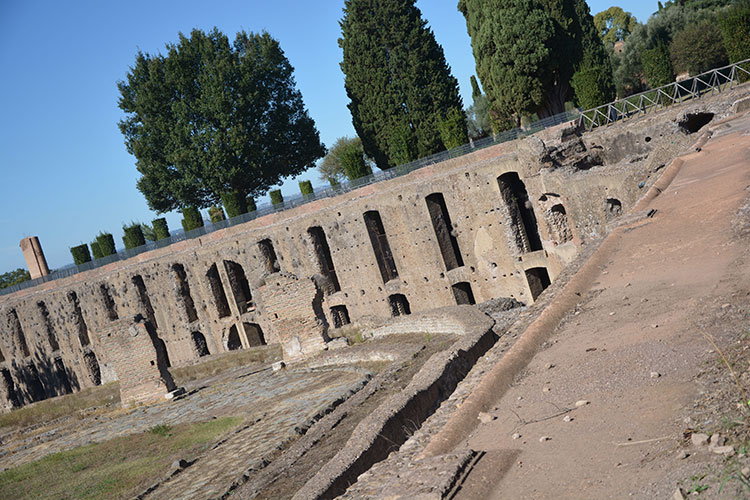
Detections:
[292, 307, 496, 500]
[337, 104, 750, 499]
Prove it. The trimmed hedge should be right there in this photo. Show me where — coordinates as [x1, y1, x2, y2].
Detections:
[181, 206, 204, 232]
[96, 232, 116, 257]
[270, 189, 284, 206]
[122, 222, 146, 250]
[246, 197, 257, 212]
[91, 240, 103, 260]
[299, 180, 314, 196]
[220, 190, 247, 218]
[152, 218, 170, 240]
[209, 206, 226, 223]
[70, 244, 91, 265]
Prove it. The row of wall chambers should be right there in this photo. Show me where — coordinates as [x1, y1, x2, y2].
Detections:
[0, 150, 637, 411]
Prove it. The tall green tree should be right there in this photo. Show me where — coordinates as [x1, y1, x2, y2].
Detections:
[594, 7, 638, 45]
[459, 0, 613, 122]
[339, 0, 465, 170]
[118, 28, 325, 213]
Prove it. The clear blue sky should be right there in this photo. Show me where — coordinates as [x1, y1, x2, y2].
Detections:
[0, 1, 657, 272]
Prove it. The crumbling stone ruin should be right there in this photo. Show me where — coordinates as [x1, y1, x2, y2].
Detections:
[0, 99, 722, 412]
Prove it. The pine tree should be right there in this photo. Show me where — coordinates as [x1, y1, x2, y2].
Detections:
[339, 0, 465, 170]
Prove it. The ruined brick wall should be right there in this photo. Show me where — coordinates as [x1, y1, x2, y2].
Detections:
[0, 98, 728, 411]
[257, 273, 328, 360]
[99, 317, 175, 407]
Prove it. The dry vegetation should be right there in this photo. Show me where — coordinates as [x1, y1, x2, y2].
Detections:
[0, 416, 243, 499]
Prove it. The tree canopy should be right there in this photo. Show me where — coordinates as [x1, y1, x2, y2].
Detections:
[594, 7, 637, 45]
[0, 268, 31, 290]
[318, 136, 373, 184]
[459, 0, 613, 123]
[670, 19, 728, 75]
[118, 28, 325, 213]
[339, 0, 465, 170]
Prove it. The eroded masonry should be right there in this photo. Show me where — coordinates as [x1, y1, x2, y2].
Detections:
[0, 106, 717, 411]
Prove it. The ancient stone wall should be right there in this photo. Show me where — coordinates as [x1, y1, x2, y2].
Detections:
[0, 99, 725, 411]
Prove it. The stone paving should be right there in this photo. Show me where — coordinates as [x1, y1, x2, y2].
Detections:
[0, 364, 369, 500]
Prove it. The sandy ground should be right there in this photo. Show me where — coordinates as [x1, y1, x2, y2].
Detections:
[455, 115, 750, 499]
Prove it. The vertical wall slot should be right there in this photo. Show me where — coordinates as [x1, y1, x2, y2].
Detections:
[426, 193, 464, 270]
[206, 263, 231, 318]
[172, 264, 199, 323]
[388, 294, 411, 317]
[243, 323, 266, 347]
[223, 260, 253, 313]
[451, 282, 476, 305]
[37, 301, 60, 352]
[497, 172, 542, 253]
[330, 305, 351, 328]
[258, 239, 281, 274]
[308, 226, 341, 293]
[68, 291, 90, 347]
[191, 331, 211, 357]
[364, 210, 399, 283]
[9, 309, 30, 357]
[100, 283, 118, 321]
[525, 267, 551, 301]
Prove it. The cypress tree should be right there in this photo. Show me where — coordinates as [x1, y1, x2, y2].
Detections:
[340, 0, 465, 170]
[459, 0, 614, 120]
[152, 218, 170, 240]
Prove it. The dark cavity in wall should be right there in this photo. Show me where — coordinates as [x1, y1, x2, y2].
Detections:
[546, 204, 572, 243]
[243, 323, 266, 347]
[172, 264, 199, 323]
[68, 291, 91, 347]
[132, 275, 158, 329]
[206, 263, 231, 318]
[364, 210, 399, 283]
[258, 239, 281, 274]
[192, 331, 211, 357]
[308, 226, 341, 294]
[0, 368, 20, 409]
[37, 301, 60, 352]
[330, 305, 351, 328]
[223, 260, 253, 313]
[452, 282, 476, 305]
[606, 198, 622, 220]
[497, 172, 543, 253]
[389, 294, 411, 317]
[9, 309, 30, 357]
[83, 351, 102, 386]
[100, 283, 118, 321]
[679, 112, 714, 134]
[426, 193, 464, 271]
[525, 267, 551, 301]
[227, 325, 243, 351]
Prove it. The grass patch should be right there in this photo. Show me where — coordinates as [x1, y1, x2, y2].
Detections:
[170, 344, 281, 384]
[0, 383, 119, 431]
[0, 416, 243, 500]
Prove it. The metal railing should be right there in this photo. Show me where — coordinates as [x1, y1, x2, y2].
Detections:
[4, 59, 749, 297]
[579, 58, 750, 130]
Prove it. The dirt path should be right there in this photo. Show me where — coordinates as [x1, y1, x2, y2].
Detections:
[456, 115, 750, 499]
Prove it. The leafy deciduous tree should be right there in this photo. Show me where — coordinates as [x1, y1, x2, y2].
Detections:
[719, 1, 750, 63]
[118, 28, 325, 213]
[0, 268, 31, 289]
[670, 20, 728, 75]
[594, 7, 638, 45]
[318, 137, 373, 184]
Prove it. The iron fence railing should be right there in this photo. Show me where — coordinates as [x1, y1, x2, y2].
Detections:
[4, 59, 749, 297]
[579, 58, 750, 130]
